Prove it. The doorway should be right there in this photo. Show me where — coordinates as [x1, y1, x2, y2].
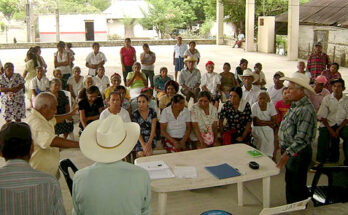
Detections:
[85, 21, 95, 41]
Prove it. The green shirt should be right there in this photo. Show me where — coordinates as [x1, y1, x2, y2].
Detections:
[126, 71, 146, 89]
[72, 161, 151, 215]
[278, 96, 317, 155]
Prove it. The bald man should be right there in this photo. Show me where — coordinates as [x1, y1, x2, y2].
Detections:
[27, 92, 79, 178]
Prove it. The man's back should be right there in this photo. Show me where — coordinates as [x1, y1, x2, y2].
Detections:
[0, 159, 65, 215]
[72, 161, 151, 215]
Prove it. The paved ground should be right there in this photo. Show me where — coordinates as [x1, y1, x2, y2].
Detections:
[0, 45, 347, 214]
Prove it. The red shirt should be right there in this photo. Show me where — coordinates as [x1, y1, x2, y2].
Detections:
[120, 46, 136, 67]
[275, 100, 291, 123]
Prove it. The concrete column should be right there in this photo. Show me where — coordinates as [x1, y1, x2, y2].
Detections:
[245, 0, 255, 51]
[216, 0, 224, 45]
[288, 0, 299, 60]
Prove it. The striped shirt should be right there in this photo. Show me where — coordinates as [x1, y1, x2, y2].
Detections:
[278, 96, 317, 155]
[0, 159, 66, 215]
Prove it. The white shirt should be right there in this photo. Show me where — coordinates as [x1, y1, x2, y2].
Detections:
[242, 86, 260, 106]
[86, 51, 107, 76]
[140, 52, 155, 71]
[201, 72, 221, 95]
[267, 85, 284, 104]
[30, 76, 50, 92]
[160, 106, 191, 138]
[55, 51, 71, 75]
[0, 59, 2, 68]
[253, 71, 266, 90]
[67, 76, 84, 97]
[317, 94, 348, 127]
[99, 108, 131, 122]
[238, 33, 245, 41]
[93, 75, 110, 95]
[174, 43, 187, 58]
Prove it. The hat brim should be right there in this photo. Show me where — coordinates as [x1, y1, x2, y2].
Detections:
[238, 74, 258, 84]
[280, 77, 315, 94]
[184, 58, 197, 63]
[80, 120, 140, 163]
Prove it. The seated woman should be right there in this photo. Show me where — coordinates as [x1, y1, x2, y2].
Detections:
[160, 94, 191, 152]
[159, 80, 179, 111]
[220, 63, 238, 103]
[251, 91, 278, 158]
[78, 86, 104, 134]
[104, 73, 130, 101]
[77, 75, 98, 102]
[126, 62, 147, 99]
[115, 85, 131, 113]
[93, 66, 110, 97]
[201, 61, 221, 108]
[321, 62, 341, 92]
[131, 94, 157, 157]
[67, 66, 84, 100]
[154, 67, 171, 99]
[190, 91, 219, 149]
[131, 87, 156, 113]
[53, 68, 63, 80]
[50, 78, 74, 139]
[99, 91, 130, 122]
[219, 87, 252, 145]
[30, 66, 49, 98]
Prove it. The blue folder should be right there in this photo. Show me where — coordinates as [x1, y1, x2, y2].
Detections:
[205, 163, 241, 179]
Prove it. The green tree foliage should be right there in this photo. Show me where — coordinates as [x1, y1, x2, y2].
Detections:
[0, 0, 20, 21]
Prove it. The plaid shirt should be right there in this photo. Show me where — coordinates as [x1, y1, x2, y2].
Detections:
[278, 96, 317, 155]
[307, 52, 330, 80]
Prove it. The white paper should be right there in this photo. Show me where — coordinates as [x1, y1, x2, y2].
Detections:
[173, 166, 197, 179]
[136, 161, 175, 180]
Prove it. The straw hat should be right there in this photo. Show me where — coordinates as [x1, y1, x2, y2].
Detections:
[280, 72, 315, 94]
[238, 68, 258, 83]
[80, 115, 140, 163]
[184, 56, 197, 63]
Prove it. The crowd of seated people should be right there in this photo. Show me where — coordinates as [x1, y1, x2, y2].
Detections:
[0, 37, 347, 213]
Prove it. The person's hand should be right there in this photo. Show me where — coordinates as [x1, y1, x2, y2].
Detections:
[173, 59, 175, 66]
[236, 136, 244, 142]
[276, 153, 290, 168]
[144, 143, 152, 156]
[172, 139, 181, 151]
[329, 127, 338, 139]
[336, 127, 342, 137]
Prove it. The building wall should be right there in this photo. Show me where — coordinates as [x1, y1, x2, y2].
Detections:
[0, 21, 27, 43]
[39, 14, 108, 42]
[299, 25, 348, 66]
[106, 20, 156, 39]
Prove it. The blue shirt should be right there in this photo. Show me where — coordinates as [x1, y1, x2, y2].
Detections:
[72, 161, 151, 215]
[154, 76, 171, 91]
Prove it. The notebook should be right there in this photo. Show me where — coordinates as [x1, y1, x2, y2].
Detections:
[205, 163, 241, 179]
[136, 160, 175, 180]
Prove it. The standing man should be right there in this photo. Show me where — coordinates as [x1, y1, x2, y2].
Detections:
[307, 42, 330, 82]
[86, 42, 107, 76]
[120, 38, 136, 84]
[179, 56, 201, 103]
[317, 78, 348, 165]
[72, 115, 151, 214]
[173, 36, 187, 81]
[276, 72, 316, 203]
[27, 92, 79, 178]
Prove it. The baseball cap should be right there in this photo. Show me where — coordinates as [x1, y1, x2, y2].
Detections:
[274, 71, 285, 78]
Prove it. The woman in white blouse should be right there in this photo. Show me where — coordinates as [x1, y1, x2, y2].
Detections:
[54, 41, 71, 90]
[160, 94, 191, 152]
[190, 91, 219, 149]
[67, 66, 84, 99]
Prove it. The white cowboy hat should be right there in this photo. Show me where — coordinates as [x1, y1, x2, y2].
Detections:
[80, 115, 140, 163]
[280, 72, 315, 94]
[238, 68, 258, 83]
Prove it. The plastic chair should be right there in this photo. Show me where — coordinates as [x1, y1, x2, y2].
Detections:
[308, 164, 348, 207]
[201, 210, 231, 215]
[59, 159, 79, 195]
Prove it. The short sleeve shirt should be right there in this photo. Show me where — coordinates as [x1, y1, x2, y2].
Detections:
[120, 46, 136, 67]
[251, 102, 277, 121]
[200, 72, 221, 95]
[67, 76, 84, 97]
[86, 52, 107, 76]
[126, 72, 146, 89]
[317, 94, 348, 127]
[219, 99, 252, 135]
[267, 85, 284, 104]
[78, 97, 104, 125]
[99, 108, 131, 122]
[140, 52, 155, 71]
[154, 76, 171, 91]
[160, 106, 190, 138]
[0, 73, 25, 103]
[131, 108, 157, 140]
[93, 75, 110, 95]
[179, 68, 201, 88]
[174, 43, 187, 58]
[275, 100, 291, 123]
[30, 76, 50, 92]
[191, 103, 218, 133]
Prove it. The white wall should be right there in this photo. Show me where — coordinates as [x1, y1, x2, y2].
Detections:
[39, 14, 108, 42]
[210, 21, 236, 38]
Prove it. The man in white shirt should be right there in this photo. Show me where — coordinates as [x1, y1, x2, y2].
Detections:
[267, 71, 285, 104]
[173, 36, 187, 81]
[239, 68, 260, 106]
[317, 78, 348, 165]
[86, 42, 107, 76]
[93, 66, 110, 96]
